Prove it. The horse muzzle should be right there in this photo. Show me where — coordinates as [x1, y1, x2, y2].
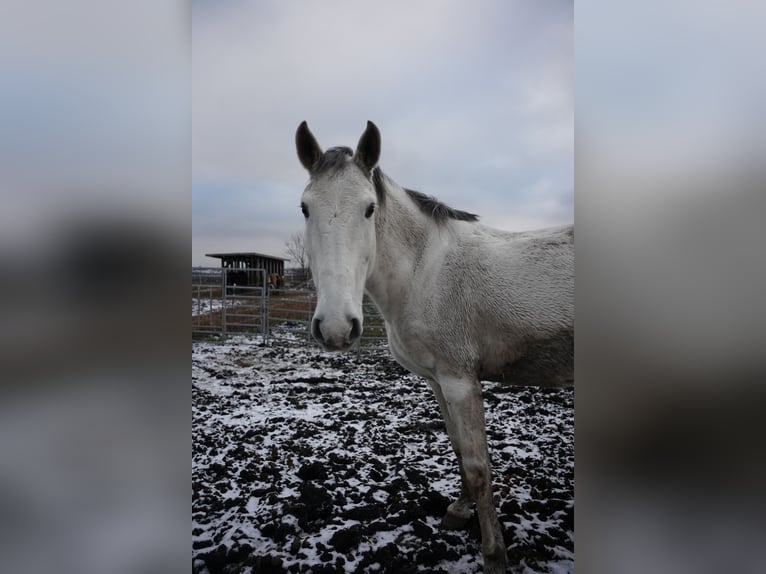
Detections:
[311, 314, 362, 351]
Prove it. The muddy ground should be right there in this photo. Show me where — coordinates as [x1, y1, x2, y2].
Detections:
[192, 337, 573, 573]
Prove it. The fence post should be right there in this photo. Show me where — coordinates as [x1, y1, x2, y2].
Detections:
[208, 285, 214, 330]
[261, 269, 268, 336]
[194, 284, 200, 322]
[221, 269, 227, 338]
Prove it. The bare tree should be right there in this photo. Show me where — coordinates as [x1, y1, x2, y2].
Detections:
[284, 230, 309, 283]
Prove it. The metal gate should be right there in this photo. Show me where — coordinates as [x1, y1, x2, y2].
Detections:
[192, 267, 267, 336]
[192, 267, 387, 350]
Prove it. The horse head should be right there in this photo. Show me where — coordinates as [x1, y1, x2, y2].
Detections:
[295, 121, 381, 350]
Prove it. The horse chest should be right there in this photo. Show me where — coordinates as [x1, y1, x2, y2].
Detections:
[384, 319, 440, 381]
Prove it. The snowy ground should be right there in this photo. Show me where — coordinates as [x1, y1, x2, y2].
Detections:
[192, 336, 573, 574]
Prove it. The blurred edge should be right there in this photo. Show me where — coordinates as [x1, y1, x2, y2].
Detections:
[0, 2, 190, 574]
[576, 1, 766, 573]
[2, 1, 766, 574]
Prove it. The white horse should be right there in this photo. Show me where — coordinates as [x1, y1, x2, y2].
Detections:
[295, 121, 573, 573]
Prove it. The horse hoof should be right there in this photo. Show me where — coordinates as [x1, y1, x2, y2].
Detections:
[441, 511, 471, 530]
[483, 559, 507, 574]
[483, 541, 508, 573]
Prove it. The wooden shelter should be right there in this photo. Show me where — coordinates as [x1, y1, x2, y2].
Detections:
[205, 252, 288, 288]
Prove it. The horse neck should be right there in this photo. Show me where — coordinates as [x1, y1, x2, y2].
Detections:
[365, 179, 432, 319]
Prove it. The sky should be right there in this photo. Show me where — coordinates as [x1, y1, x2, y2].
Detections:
[192, 0, 573, 267]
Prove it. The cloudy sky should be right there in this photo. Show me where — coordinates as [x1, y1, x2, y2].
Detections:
[192, 0, 572, 266]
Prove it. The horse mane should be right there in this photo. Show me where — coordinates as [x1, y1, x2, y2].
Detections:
[402, 187, 479, 223]
[373, 167, 478, 224]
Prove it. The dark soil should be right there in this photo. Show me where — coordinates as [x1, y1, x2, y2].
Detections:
[192, 338, 573, 573]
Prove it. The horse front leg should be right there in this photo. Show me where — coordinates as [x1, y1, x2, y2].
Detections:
[437, 375, 507, 574]
[427, 379, 473, 529]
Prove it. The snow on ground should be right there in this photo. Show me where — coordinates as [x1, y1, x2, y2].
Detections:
[193, 336, 573, 574]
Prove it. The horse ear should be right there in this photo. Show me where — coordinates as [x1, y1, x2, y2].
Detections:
[354, 121, 381, 174]
[296, 121, 323, 172]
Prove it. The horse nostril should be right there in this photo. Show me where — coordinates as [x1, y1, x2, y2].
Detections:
[312, 318, 324, 343]
[349, 317, 361, 340]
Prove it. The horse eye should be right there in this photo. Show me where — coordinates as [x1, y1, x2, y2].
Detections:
[301, 203, 309, 218]
[365, 203, 375, 218]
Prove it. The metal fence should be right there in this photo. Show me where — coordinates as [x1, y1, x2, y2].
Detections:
[192, 267, 387, 351]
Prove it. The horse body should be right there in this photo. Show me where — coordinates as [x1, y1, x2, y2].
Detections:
[365, 178, 574, 387]
[295, 121, 573, 574]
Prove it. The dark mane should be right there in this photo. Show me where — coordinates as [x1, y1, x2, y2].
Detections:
[373, 167, 478, 224]
[403, 188, 479, 223]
